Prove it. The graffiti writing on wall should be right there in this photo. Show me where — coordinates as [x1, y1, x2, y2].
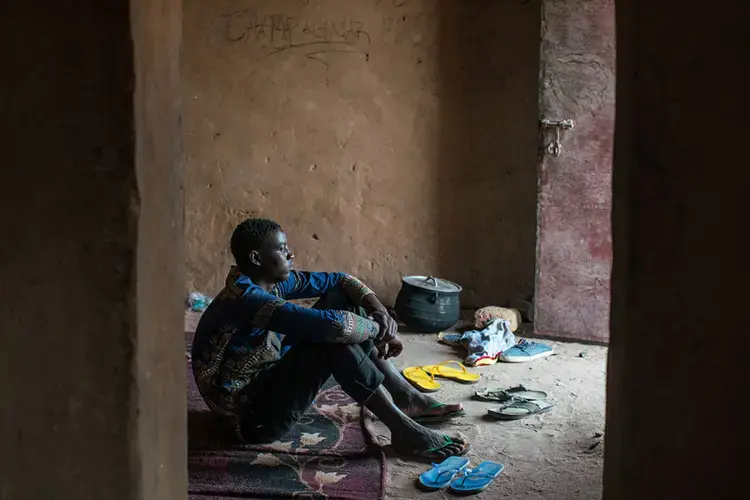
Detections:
[222, 10, 372, 67]
[225, 10, 371, 48]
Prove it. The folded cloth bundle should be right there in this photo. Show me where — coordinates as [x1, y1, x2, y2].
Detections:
[461, 318, 516, 366]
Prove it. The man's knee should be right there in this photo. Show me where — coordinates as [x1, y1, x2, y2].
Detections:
[360, 339, 376, 357]
[314, 288, 362, 314]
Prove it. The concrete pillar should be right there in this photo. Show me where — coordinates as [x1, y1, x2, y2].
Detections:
[605, 0, 746, 498]
[0, 0, 185, 498]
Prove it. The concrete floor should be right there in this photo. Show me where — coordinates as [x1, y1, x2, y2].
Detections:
[377, 332, 607, 500]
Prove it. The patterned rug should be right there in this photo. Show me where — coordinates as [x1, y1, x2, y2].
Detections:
[186, 329, 386, 500]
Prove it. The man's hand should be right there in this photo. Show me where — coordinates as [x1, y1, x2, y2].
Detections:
[375, 337, 404, 360]
[361, 293, 398, 342]
[369, 309, 398, 342]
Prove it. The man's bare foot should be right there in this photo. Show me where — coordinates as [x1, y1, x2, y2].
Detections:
[391, 422, 469, 460]
[398, 393, 463, 419]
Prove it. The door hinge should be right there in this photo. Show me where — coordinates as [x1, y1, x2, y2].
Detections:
[540, 118, 575, 157]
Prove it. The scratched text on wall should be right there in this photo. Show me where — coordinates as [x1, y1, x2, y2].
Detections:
[225, 10, 371, 49]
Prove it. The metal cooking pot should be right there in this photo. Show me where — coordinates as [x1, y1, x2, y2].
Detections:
[394, 275, 462, 333]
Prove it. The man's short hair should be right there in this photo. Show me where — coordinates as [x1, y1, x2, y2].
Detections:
[230, 218, 281, 266]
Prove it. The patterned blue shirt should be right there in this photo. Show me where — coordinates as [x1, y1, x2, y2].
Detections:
[191, 266, 379, 427]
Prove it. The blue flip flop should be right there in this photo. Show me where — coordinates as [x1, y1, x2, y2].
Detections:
[438, 331, 464, 347]
[448, 461, 504, 495]
[417, 456, 471, 491]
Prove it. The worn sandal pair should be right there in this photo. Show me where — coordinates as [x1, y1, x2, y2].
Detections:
[403, 361, 481, 393]
[418, 456, 504, 494]
[475, 385, 555, 420]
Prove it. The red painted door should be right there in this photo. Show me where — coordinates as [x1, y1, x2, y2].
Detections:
[534, 0, 615, 343]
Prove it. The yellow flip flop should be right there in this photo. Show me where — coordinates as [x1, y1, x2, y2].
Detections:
[403, 366, 441, 393]
[421, 361, 481, 384]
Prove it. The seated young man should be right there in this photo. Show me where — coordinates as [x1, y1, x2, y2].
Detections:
[191, 218, 470, 460]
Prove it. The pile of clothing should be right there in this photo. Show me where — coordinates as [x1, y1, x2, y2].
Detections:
[439, 306, 554, 366]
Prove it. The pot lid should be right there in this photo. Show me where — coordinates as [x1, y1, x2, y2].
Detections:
[401, 275, 462, 293]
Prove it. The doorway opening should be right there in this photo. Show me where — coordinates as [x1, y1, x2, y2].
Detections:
[182, 1, 613, 498]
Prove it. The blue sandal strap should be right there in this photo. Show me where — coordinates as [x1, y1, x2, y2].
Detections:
[431, 466, 462, 481]
[452, 462, 504, 488]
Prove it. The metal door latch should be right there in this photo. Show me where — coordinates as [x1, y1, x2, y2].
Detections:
[540, 118, 574, 157]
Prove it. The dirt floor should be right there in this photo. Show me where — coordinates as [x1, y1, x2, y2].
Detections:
[186, 311, 606, 499]
[377, 331, 607, 500]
